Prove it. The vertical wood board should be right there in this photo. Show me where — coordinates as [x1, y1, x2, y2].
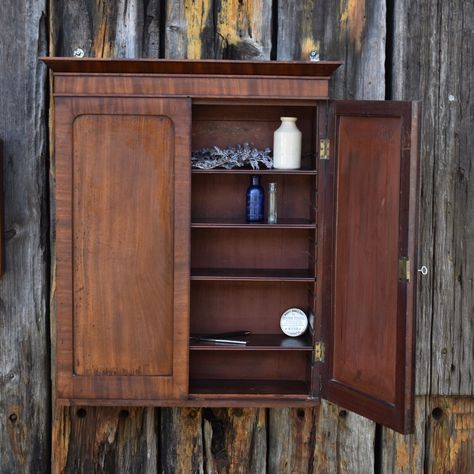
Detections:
[392, 0, 474, 397]
[0, 1, 50, 473]
[277, 0, 386, 100]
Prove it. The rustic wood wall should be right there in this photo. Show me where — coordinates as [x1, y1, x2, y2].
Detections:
[0, 0, 472, 472]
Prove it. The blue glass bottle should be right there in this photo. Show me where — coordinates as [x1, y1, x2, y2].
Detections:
[246, 175, 264, 222]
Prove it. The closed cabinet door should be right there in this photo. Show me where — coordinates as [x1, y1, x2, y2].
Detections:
[319, 100, 420, 433]
[55, 97, 191, 402]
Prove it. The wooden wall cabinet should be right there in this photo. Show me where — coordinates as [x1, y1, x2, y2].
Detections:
[44, 58, 420, 434]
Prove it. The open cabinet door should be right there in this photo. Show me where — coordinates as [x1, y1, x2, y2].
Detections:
[320, 101, 420, 433]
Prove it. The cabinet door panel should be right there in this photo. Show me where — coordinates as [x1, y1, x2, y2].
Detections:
[322, 101, 420, 433]
[55, 97, 191, 401]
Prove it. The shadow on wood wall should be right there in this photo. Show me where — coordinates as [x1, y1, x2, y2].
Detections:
[0, 0, 472, 472]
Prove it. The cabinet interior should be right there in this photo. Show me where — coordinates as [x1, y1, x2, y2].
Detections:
[189, 103, 318, 398]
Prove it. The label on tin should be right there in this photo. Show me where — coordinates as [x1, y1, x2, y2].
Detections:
[280, 308, 308, 337]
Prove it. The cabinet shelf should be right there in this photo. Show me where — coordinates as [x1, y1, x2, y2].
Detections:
[189, 379, 310, 398]
[190, 334, 313, 351]
[192, 168, 317, 175]
[191, 218, 316, 229]
[191, 268, 315, 282]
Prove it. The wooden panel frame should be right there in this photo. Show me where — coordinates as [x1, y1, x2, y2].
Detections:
[321, 100, 420, 433]
[54, 96, 191, 402]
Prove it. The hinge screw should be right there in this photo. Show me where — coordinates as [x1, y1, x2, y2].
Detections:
[309, 50, 320, 62]
[73, 48, 85, 58]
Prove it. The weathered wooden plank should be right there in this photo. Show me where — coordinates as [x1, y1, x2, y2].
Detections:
[162, 4, 273, 473]
[160, 408, 204, 474]
[165, 0, 272, 60]
[0, 1, 50, 473]
[51, 0, 161, 58]
[383, 396, 474, 473]
[52, 406, 157, 473]
[214, 0, 273, 59]
[315, 401, 375, 473]
[272, 2, 384, 468]
[49, 2, 163, 473]
[277, 0, 386, 99]
[392, 0, 474, 396]
[269, 403, 376, 473]
[381, 397, 427, 473]
[202, 408, 267, 474]
[165, 0, 214, 59]
[391, 0, 438, 397]
[268, 408, 316, 473]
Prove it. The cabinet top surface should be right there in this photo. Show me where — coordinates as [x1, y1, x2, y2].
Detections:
[41, 57, 342, 77]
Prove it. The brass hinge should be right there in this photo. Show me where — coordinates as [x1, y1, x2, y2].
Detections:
[319, 139, 330, 160]
[314, 341, 325, 362]
[399, 257, 410, 282]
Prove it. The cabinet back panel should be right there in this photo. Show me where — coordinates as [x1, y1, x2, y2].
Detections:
[192, 105, 316, 170]
[190, 352, 308, 381]
[191, 281, 313, 334]
[192, 174, 314, 221]
[73, 115, 174, 376]
[191, 228, 313, 270]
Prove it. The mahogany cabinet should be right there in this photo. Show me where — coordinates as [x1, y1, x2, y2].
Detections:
[44, 58, 420, 434]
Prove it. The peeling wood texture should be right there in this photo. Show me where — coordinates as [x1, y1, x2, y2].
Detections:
[382, 396, 474, 473]
[165, 0, 272, 59]
[160, 408, 204, 474]
[269, 403, 375, 473]
[48, 2, 162, 472]
[0, 0, 472, 472]
[277, 0, 386, 99]
[202, 408, 267, 473]
[52, 407, 157, 473]
[51, 0, 161, 58]
[392, 0, 474, 397]
[0, 1, 50, 473]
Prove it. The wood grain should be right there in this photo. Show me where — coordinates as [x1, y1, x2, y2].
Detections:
[52, 406, 158, 473]
[202, 408, 267, 474]
[164, 0, 272, 60]
[49, 2, 164, 469]
[268, 408, 316, 473]
[54, 96, 191, 401]
[165, 0, 214, 59]
[73, 114, 174, 377]
[160, 408, 204, 474]
[3, 0, 468, 471]
[163, 4, 273, 472]
[312, 401, 376, 473]
[50, 0, 161, 58]
[214, 0, 272, 60]
[272, 0, 387, 463]
[0, 1, 50, 473]
[382, 396, 474, 473]
[0, 142, 4, 275]
[325, 101, 419, 433]
[53, 74, 330, 100]
[277, 0, 386, 100]
[392, 0, 474, 399]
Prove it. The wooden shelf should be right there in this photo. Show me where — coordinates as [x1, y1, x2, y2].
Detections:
[192, 168, 317, 175]
[190, 334, 313, 351]
[191, 218, 316, 229]
[191, 268, 315, 282]
[189, 379, 310, 398]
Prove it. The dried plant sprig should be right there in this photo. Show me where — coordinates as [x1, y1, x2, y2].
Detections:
[192, 143, 273, 170]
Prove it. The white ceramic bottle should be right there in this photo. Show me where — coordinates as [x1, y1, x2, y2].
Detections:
[273, 117, 302, 169]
